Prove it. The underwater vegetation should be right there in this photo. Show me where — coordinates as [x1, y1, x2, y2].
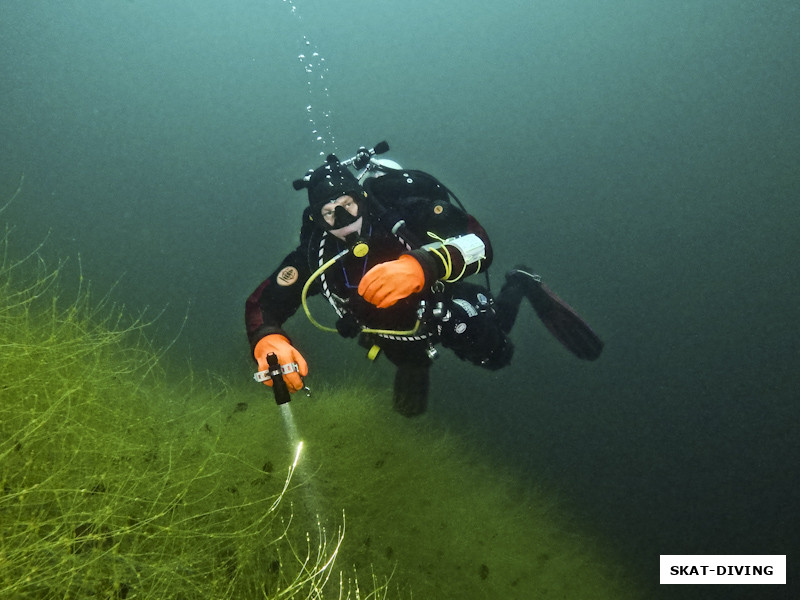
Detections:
[0, 227, 374, 598]
[0, 193, 641, 599]
[280, 389, 645, 599]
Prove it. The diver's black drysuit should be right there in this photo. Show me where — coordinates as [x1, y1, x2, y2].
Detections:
[245, 170, 529, 416]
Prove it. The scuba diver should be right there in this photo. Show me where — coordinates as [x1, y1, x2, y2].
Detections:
[245, 142, 603, 416]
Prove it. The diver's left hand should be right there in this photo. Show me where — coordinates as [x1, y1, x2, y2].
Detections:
[358, 255, 425, 308]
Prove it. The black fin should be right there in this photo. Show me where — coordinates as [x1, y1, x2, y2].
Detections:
[527, 282, 604, 361]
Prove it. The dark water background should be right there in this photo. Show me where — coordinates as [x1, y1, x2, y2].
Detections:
[2, 1, 798, 598]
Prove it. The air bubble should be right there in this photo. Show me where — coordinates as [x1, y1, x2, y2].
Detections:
[285, 5, 337, 153]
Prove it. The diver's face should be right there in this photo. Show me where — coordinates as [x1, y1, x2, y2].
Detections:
[321, 195, 363, 241]
[321, 195, 359, 227]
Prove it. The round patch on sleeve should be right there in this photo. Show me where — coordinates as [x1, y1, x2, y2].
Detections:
[276, 266, 299, 286]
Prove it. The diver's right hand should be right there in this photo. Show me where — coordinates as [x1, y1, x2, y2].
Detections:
[253, 334, 308, 392]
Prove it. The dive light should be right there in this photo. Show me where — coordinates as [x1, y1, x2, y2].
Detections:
[253, 353, 297, 405]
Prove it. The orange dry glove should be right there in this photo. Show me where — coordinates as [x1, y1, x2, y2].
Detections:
[358, 254, 425, 308]
[253, 334, 308, 392]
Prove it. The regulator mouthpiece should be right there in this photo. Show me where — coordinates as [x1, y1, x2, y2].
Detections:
[346, 232, 369, 257]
